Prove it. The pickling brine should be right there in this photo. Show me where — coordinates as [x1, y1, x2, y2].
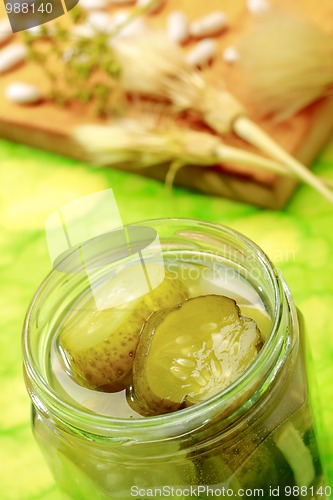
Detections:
[23, 219, 329, 499]
[50, 258, 270, 418]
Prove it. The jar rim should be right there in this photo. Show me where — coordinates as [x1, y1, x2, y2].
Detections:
[22, 217, 292, 440]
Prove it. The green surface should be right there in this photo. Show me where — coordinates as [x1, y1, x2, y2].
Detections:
[0, 137, 333, 499]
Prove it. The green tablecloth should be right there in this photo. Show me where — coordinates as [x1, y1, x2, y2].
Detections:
[0, 137, 332, 499]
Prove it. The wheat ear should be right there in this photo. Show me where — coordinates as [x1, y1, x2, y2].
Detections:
[73, 119, 333, 194]
[113, 34, 333, 204]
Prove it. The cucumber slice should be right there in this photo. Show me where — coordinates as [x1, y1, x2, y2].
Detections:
[133, 295, 263, 415]
[59, 266, 188, 389]
[239, 304, 271, 340]
[275, 423, 315, 488]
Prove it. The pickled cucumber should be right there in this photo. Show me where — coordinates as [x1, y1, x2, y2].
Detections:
[133, 295, 263, 415]
[59, 266, 188, 388]
[275, 423, 315, 488]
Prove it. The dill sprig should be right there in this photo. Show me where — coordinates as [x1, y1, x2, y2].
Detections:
[23, 1, 162, 115]
[23, 6, 124, 115]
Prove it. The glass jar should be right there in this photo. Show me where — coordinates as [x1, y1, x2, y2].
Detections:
[22, 218, 329, 499]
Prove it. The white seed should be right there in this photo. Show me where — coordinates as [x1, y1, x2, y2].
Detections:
[176, 334, 192, 345]
[189, 11, 228, 38]
[136, 0, 164, 14]
[247, 0, 270, 14]
[0, 18, 13, 45]
[5, 82, 42, 104]
[167, 11, 189, 44]
[223, 46, 239, 64]
[192, 372, 207, 387]
[200, 322, 218, 334]
[176, 357, 195, 368]
[210, 358, 222, 377]
[80, 0, 110, 10]
[0, 43, 27, 74]
[87, 12, 113, 34]
[170, 366, 187, 381]
[186, 38, 217, 68]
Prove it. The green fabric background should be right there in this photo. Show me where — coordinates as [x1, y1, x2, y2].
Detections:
[0, 137, 332, 499]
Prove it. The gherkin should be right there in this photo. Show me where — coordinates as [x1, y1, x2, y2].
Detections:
[133, 294, 263, 415]
[59, 267, 188, 389]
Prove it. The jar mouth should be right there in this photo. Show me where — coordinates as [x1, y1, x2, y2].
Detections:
[22, 217, 292, 440]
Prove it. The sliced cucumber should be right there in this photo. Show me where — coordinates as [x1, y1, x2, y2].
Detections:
[59, 267, 188, 389]
[133, 295, 263, 415]
[275, 423, 315, 488]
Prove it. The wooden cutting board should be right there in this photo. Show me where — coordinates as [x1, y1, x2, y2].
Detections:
[1, 0, 333, 208]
